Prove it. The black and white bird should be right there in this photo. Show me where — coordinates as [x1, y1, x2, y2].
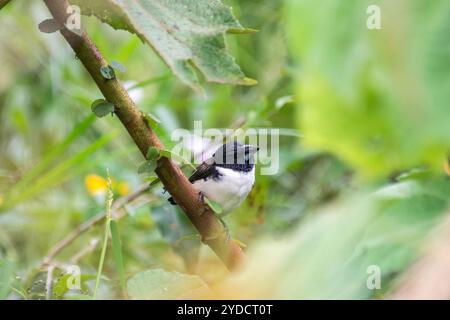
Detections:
[169, 142, 259, 216]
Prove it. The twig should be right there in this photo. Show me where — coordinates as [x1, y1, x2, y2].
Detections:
[42, 184, 149, 266]
[43, 0, 245, 270]
[45, 265, 55, 300]
[0, 0, 11, 10]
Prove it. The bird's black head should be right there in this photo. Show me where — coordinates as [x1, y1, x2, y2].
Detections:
[212, 142, 259, 172]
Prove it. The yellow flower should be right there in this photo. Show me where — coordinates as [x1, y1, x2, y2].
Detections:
[85, 174, 130, 196]
[117, 181, 130, 196]
[85, 174, 108, 196]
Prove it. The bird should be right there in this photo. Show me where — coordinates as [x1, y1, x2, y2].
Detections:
[168, 141, 259, 216]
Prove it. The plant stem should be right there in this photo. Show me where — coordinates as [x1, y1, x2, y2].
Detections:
[43, 0, 245, 270]
[0, 0, 11, 10]
[93, 170, 113, 299]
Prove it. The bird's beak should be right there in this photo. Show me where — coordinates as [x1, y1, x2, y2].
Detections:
[245, 145, 259, 155]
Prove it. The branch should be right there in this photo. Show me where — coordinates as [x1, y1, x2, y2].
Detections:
[43, 0, 245, 270]
[45, 265, 55, 300]
[0, 0, 11, 10]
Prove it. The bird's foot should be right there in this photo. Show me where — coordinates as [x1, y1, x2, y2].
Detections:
[197, 191, 205, 204]
[197, 191, 208, 215]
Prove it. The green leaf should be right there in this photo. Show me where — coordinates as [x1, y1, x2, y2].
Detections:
[146, 146, 159, 160]
[52, 274, 96, 299]
[110, 60, 126, 73]
[38, 19, 62, 33]
[110, 220, 126, 294]
[72, 0, 256, 91]
[0, 259, 13, 299]
[204, 197, 223, 214]
[148, 177, 161, 187]
[91, 99, 115, 117]
[100, 65, 116, 80]
[137, 161, 156, 174]
[227, 27, 259, 34]
[286, 0, 450, 178]
[127, 269, 211, 299]
[142, 112, 161, 128]
[275, 95, 294, 110]
[159, 149, 195, 169]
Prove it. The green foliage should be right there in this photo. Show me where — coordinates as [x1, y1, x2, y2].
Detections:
[91, 99, 115, 117]
[0, 259, 13, 299]
[110, 60, 126, 73]
[227, 176, 450, 299]
[38, 19, 62, 33]
[205, 197, 223, 215]
[52, 273, 95, 300]
[72, 0, 256, 91]
[1, 0, 449, 301]
[286, 0, 450, 178]
[146, 146, 159, 160]
[110, 220, 126, 295]
[142, 112, 161, 128]
[127, 269, 211, 299]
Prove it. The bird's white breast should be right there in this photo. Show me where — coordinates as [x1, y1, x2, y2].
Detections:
[192, 167, 255, 215]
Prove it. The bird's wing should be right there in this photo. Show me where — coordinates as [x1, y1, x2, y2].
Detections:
[188, 161, 216, 183]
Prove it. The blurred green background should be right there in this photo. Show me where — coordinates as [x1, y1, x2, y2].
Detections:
[0, 0, 449, 299]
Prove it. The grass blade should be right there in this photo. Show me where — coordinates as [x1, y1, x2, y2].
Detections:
[93, 171, 114, 299]
[110, 219, 126, 297]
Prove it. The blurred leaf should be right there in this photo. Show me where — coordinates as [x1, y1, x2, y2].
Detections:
[52, 274, 95, 300]
[215, 176, 450, 299]
[91, 99, 115, 117]
[110, 220, 126, 294]
[275, 95, 294, 110]
[2, 132, 117, 210]
[126, 73, 171, 91]
[286, 0, 450, 178]
[127, 269, 211, 299]
[205, 197, 223, 215]
[142, 112, 161, 128]
[137, 161, 156, 174]
[146, 146, 159, 160]
[73, 0, 256, 91]
[0, 259, 13, 299]
[38, 19, 62, 33]
[110, 60, 126, 73]
[6, 115, 95, 198]
[151, 206, 194, 244]
[159, 149, 195, 169]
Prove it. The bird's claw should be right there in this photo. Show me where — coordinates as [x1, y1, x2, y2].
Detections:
[197, 191, 205, 204]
